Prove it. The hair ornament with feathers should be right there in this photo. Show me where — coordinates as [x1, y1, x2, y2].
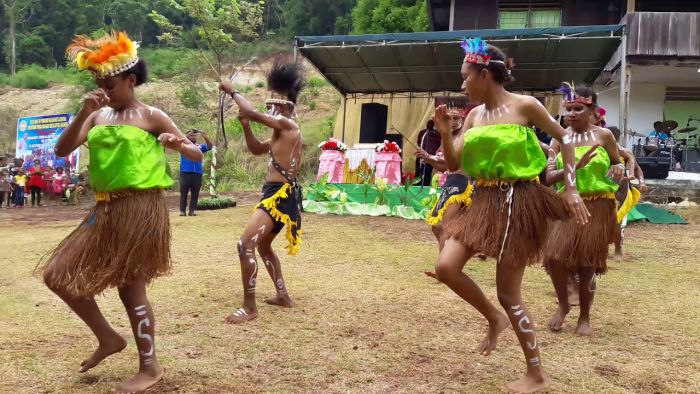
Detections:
[266, 58, 306, 107]
[66, 31, 139, 78]
[460, 37, 507, 68]
[556, 81, 593, 105]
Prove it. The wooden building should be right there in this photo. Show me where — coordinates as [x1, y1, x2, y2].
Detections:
[427, 0, 700, 147]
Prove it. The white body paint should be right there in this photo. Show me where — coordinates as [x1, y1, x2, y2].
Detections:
[134, 305, 154, 364]
[511, 305, 538, 350]
[101, 107, 147, 122]
[588, 275, 597, 293]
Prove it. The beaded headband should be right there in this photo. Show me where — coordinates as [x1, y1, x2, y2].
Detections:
[556, 82, 594, 105]
[461, 37, 506, 66]
[265, 98, 295, 107]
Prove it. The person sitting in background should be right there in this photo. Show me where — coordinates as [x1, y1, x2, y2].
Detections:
[648, 121, 670, 141]
[179, 130, 213, 216]
[415, 119, 441, 186]
[65, 169, 83, 206]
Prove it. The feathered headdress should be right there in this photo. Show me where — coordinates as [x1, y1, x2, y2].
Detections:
[66, 32, 139, 78]
[460, 37, 504, 66]
[266, 57, 306, 107]
[556, 82, 593, 105]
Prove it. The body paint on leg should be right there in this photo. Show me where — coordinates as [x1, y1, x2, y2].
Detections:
[511, 304, 538, 351]
[134, 305, 154, 366]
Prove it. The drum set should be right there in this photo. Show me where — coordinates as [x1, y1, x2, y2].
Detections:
[632, 119, 700, 172]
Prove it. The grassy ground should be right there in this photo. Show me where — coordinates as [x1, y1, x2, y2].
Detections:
[1, 202, 699, 393]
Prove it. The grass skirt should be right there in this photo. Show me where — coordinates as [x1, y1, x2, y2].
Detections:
[543, 197, 616, 275]
[38, 189, 171, 296]
[444, 181, 570, 266]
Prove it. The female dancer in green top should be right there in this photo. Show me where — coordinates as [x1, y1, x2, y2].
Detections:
[544, 84, 624, 336]
[434, 38, 592, 394]
[38, 32, 203, 393]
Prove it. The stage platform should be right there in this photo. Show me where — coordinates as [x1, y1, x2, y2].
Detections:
[646, 172, 700, 203]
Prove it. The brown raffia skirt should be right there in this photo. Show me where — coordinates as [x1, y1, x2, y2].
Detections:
[445, 181, 570, 266]
[38, 189, 171, 297]
[543, 197, 616, 275]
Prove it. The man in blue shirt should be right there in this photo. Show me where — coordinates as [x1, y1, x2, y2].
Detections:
[648, 121, 671, 141]
[180, 130, 213, 216]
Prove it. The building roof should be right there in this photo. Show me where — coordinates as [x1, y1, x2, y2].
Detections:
[295, 25, 624, 95]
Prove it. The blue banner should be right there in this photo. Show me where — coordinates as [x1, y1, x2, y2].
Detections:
[16, 113, 79, 172]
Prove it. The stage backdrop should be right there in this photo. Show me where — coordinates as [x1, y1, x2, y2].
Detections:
[16, 113, 78, 172]
[333, 96, 435, 172]
[333, 94, 563, 173]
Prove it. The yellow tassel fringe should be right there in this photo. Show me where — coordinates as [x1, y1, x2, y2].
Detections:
[427, 183, 474, 227]
[95, 189, 155, 202]
[581, 192, 617, 201]
[616, 186, 640, 224]
[475, 177, 540, 188]
[254, 183, 302, 256]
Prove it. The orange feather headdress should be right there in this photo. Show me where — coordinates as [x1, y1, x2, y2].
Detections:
[66, 31, 139, 78]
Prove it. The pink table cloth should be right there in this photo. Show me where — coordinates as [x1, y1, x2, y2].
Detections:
[317, 150, 346, 183]
[374, 151, 402, 185]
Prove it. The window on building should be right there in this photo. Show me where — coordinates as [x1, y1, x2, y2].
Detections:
[498, 1, 562, 29]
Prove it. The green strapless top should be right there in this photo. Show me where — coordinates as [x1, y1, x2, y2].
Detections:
[462, 124, 546, 181]
[87, 124, 174, 192]
[556, 145, 618, 197]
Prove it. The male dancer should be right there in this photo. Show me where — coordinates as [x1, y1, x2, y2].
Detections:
[219, 58, 305, 324]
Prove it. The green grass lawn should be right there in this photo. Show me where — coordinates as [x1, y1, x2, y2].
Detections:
[1, 203, 699, 393]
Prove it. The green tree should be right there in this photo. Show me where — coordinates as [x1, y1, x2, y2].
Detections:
[16, 32, 52, 66]
[106, 0, 151, 40]
[150, 0, 264, 72]
[352, 0, 429, 34]
[1, 0, 36, 75]
[284, 0, 356, 36]
[150, 0, 265, 147]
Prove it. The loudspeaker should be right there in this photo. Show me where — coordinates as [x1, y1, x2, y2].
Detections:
[359, 103, 388, 143]
[684, 150, 700, 171]
[636, 156, 670, 179]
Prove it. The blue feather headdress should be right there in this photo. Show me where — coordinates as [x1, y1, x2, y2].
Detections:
[461, 37, 492, 65]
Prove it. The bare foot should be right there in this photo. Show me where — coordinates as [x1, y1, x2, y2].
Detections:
[479, 313, 510, 356]
[424, 271, 438, 279]
[265, 294, 294, 308]
[504, 373, 550, 393]
[548, 305, 570, 332]
[78, 335, 127, 372]
[224, 307, 258, 324]
[114, 364, 164, 393]
[575, 318, 593, 336]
